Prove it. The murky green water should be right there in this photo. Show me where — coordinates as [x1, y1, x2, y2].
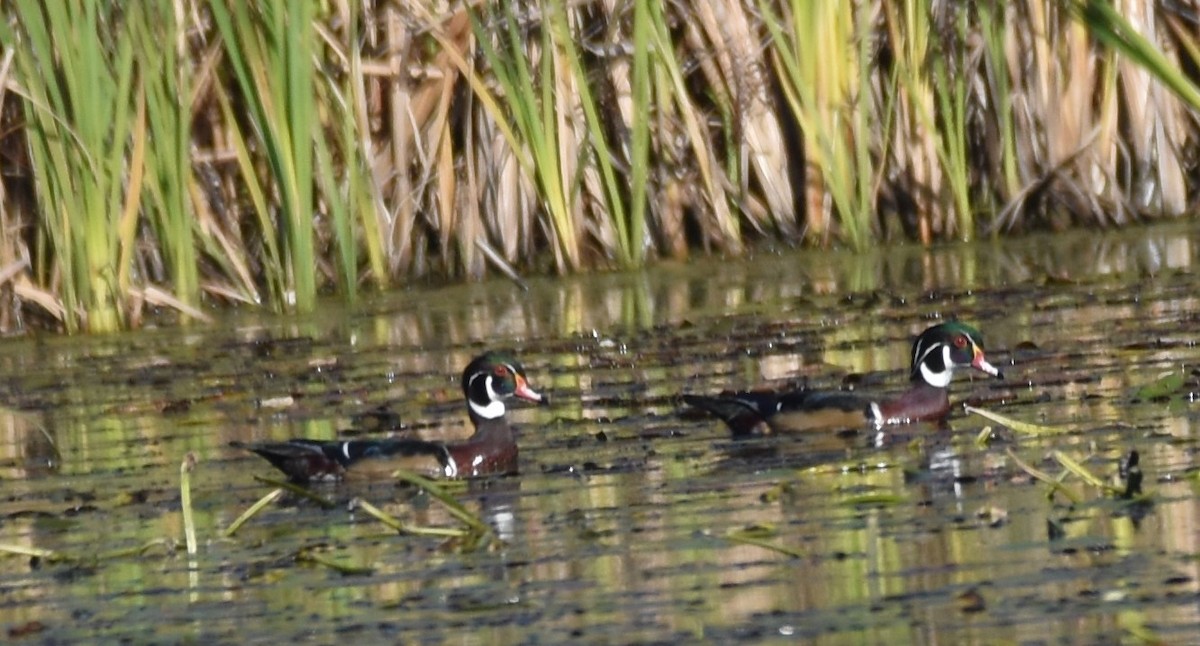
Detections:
[1, 225, 1198, 644]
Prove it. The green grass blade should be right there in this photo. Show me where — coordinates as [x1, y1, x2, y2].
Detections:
[1070, 0, 1200, 110]
[209, 0, 317, 311]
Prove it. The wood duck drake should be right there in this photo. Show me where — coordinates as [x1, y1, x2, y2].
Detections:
[231, 352, 544, 482]
[682, 321, 1003, 437]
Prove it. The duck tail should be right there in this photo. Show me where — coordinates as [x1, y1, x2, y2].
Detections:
[229, 439, 346, 482]
[680, 394, 770, 437]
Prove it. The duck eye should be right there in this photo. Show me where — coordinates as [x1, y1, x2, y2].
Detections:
[493, 365, 509, 377]
[953, 335, 968, 348]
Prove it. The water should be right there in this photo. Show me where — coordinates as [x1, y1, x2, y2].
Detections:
[0, 225, 1198, 643]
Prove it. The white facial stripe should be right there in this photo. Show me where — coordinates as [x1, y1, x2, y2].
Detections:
[465, 372, 509, 419]
[468, 375, 507, 419]
[914, 339, 940, 368]
[342, 442, 352, 460]
[485, 373, 501, 401]
[919, 345, 954, 388]
[469, 397, 506, 419]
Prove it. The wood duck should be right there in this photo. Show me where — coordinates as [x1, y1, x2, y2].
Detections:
[682, 321, 1003, 436]
[231, 352, 544, 482]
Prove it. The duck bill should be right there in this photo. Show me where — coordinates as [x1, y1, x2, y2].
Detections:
[514, 375, 545, 404]
[972, 349, 1004, 379]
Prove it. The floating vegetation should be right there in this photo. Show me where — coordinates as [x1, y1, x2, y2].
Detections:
[0, 543, 62, 562]
[720, 524, 805, 559]
[0, 538, 175, 565]
[222, 468, 495, 553]
[251, 476, 336, 508]
[295, 546, 375, 576]
[1133, 370, 1188, 401]
[349, 498, 471, 540]
[1008, 447, 1153, 507]
[1053, 450, 1112, 492]
[1006, 448, 1083, 504]
[388, 469, 490, 536]
[223, 488, 285, 538]
[965, 405, 1070, 436]
[836, 492, 908, 507]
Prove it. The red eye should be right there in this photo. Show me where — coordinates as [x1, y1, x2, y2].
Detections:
[953, 335, 968, 348]
[494, 365, 509, 377]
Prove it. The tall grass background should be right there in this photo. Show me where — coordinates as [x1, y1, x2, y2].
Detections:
[0, 0, 1198, 332]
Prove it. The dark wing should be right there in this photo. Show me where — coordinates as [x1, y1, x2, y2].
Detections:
[683, 389, 872, 436]
[681, 392, 783, 437]
[232, 438, 453, 482]
[774, 390, 868, 413]
[230, 439, 348, 482]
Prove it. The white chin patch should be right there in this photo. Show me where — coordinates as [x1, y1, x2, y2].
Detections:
[919, 346, 954, 388]
[468, 375, 507, 419]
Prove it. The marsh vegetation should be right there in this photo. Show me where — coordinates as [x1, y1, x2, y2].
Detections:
[1, 1, 1198, 333]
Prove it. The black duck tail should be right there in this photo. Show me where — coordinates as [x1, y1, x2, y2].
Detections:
[680, 394, 769, 437]
[230, 439, 348, 482]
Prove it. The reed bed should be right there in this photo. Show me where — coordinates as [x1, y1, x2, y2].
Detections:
[0, 0, 1198, 332]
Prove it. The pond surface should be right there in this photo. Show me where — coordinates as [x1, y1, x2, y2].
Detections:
[0, 225, 1199, 644]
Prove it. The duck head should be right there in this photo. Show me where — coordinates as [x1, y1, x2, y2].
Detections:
[462, 351, 544, 421]
[909, 322, 1003, 388]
